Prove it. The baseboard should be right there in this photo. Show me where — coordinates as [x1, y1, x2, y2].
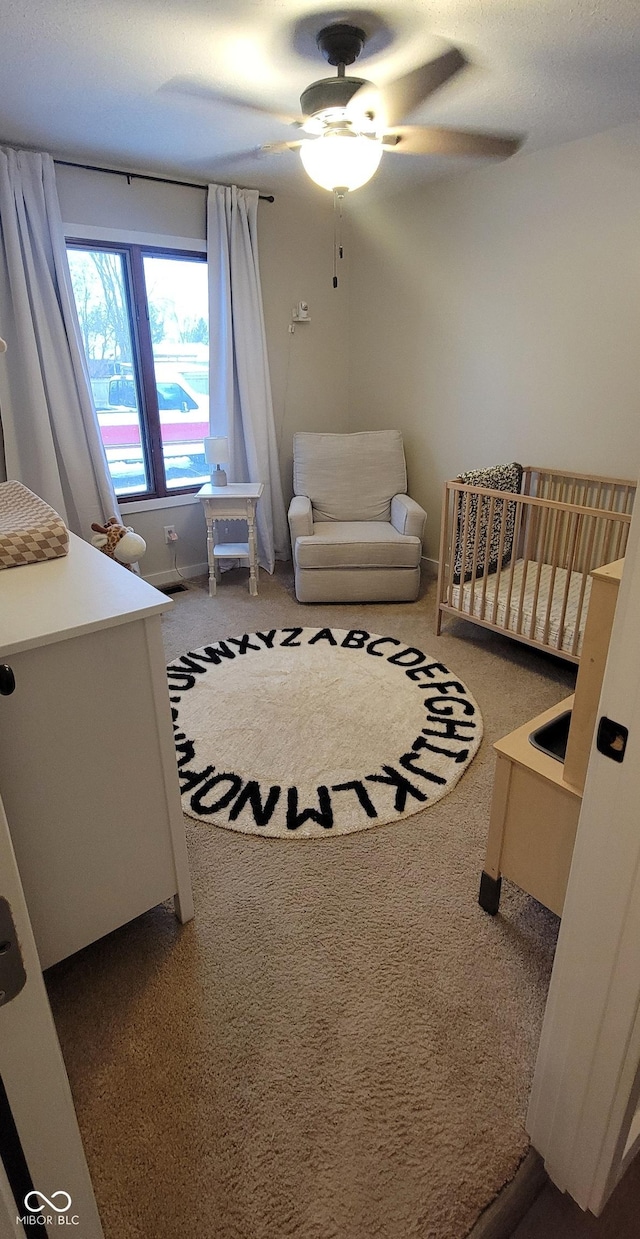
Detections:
[142, 560, 208, 588]
[144, 557, 439, 588]
[466, 1149, 548, 1239]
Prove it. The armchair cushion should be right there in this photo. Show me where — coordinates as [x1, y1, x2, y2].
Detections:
[287, 494, 313, 542]
[295, 522, 421, 570]
[293, 430, 407, 523]
[391, 494, 427, 540]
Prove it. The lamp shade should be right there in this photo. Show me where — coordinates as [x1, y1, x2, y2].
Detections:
[300, 131, 383, 193]
[204, 436, 229, 465]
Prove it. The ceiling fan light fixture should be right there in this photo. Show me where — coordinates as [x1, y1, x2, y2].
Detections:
[299, 128, 383, 193]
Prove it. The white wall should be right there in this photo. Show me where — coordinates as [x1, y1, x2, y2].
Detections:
[347, 122, 640, 560]
[56, 165, 349, 580]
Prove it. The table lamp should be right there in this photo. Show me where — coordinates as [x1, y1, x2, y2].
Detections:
[204, 436, 229, 487]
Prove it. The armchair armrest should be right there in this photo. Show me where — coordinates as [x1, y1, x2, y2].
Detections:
[288, 494, 313, 543]
[391, 494, 426, 540]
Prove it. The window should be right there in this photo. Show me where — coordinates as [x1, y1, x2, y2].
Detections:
[66, 242, 210, 500]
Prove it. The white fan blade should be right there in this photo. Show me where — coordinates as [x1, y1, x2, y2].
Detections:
[161, 77, 304, 128]
[260, 140, 304, 155]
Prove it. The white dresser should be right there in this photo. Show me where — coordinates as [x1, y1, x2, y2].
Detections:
[0, 533, 193, 969]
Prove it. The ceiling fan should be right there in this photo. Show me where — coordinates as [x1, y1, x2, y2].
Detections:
[177, 22, 524, 195]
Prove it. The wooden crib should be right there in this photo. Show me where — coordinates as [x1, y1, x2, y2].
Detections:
[436, 467, 636, 662]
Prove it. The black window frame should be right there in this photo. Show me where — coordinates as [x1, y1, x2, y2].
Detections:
[66, 239, 208, 503]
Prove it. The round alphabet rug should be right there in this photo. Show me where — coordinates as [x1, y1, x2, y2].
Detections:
[168, 627, 483, 838]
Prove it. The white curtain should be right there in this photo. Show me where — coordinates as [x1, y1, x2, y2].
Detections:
[207, 183, 288, 571]
[0, 147, 119, 533]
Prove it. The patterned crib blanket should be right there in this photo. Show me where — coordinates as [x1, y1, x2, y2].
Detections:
[0, 480, 69, 569]
[453, 462, 523, 584]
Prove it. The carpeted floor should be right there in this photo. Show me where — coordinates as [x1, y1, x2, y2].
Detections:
[45, 564, 575, 1239]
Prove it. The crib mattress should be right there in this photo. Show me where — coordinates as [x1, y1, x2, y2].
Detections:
[0, 480, 69, 569]
[451, 559, 593, 655]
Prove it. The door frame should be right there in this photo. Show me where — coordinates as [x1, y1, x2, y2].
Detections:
[0, 786, 103, 1237]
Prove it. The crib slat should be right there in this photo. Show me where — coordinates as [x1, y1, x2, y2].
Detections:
[436, 483, 451, 634]
[602, 514, 617, 566]
[444, 486, 458, 607]
[571, 514, 598, 657]
[459, 489, 472, 614]
[515, 495, 534, 634]
[542, 507, 564, 647]
[612, 513, 626, 563]
[557, 511, 581, 651]
[468, 489, 484, 614]
[505, 496, 523, 632]
[491, 499, 509, 626]
[479, 495, 495, 620]
[528, 505, 551, 640]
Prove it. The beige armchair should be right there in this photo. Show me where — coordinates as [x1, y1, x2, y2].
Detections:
[288, 430, 426, 603]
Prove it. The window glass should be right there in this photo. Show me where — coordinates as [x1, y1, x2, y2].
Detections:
[156, 382, 198, 412]
[142, 254, 210, 490]
[67, 247, 150, 496]
[181, 371, 209, 396]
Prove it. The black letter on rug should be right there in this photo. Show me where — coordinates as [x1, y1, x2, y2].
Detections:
[423, 680, 467, 696]
[425, 716, 477, 739]
[286, 786, 334, 831]
[229, 781, 281, 827]
[405, 662, 449, 683]
[175, 736, 197, 768]
[175, 654, 212, 676]
[367, 637, 401, 657]
[191, 642, 236, 666]
[341, 630, 370, 648]
[256, 630, 277, 648]
[331, 780, 378, 818]
[281, 628, 303, 647]
[411, 735, 469, 763]
[398, 753, 447, 785]
[424, 695, 476, 717]
[387, 647, 426, 667]
[166, 667, 197, 692]
[366, 766, 428, 812]
[228, 634, 261, 655]
[179, 765, 215, 795]
[308, 628, 338, 646]
[191, 772, 244, 815]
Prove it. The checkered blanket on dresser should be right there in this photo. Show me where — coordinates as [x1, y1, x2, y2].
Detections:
[0, 480, 69, 568]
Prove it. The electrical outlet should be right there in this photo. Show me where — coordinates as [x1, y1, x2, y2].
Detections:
[164, 525, 178, 544]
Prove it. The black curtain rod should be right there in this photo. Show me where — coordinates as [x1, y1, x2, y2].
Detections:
[54, 158, 275, 202]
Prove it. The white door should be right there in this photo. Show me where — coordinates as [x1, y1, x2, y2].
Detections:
[528, 496, 640, 1214]
[0, 784, 103, 1238]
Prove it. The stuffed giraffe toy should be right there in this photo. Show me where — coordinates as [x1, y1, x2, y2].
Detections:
[90, 517, 146, 571]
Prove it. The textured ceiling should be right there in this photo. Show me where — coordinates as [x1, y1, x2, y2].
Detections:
[1, 0, 640, 199]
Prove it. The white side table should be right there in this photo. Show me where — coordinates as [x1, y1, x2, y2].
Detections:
[197, 481, 264, 598]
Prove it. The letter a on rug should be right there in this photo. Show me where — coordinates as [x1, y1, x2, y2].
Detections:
[167, 628, 483, 839]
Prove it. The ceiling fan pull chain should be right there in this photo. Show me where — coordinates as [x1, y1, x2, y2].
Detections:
[332, 190, 346, 288]
[333, 189, 339, 287]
